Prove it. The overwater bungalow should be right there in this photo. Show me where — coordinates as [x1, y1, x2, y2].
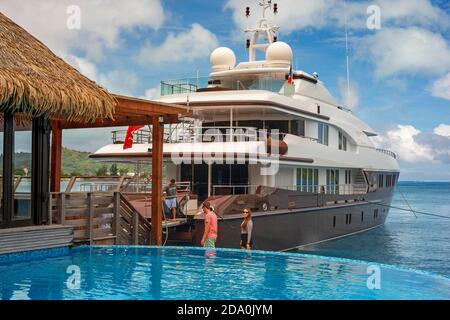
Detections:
[0, 12, 189, 254]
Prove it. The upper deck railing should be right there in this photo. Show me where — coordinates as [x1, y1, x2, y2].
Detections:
[375, 148, 397, 159]
[160, 76, 286, 96]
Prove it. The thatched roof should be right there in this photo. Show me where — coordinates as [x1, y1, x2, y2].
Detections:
[0, 12, 116, 122]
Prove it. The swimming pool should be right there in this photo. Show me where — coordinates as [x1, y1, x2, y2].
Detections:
[1, 246, 449, 300]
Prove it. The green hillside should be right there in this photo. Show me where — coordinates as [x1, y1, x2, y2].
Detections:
[0, 148, 135, 176]
[61, 147, 135, 176]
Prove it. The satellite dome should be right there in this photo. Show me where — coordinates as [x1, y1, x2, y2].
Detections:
[266, 41, 293, 68]
[210, 47, 236, 72]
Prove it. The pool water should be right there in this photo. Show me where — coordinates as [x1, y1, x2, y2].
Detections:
[1, 246, 449, 300]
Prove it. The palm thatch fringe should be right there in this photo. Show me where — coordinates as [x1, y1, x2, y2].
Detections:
[0, 12, 116, 122]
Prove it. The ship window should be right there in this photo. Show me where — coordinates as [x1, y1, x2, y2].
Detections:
[361, 211, 364, 222]
[288, 119, 306, 137]
[297, 168, 319, 193]
[345, 170, 351, 184]
[297, 119, 305, 136]
[338, 131, 347, 151]
[374, 209, 379, 218]
[318, 123, 329, 146]
[326, 169, 339, 194]
[378, 174, 384, 188]
[333, 216, 336, 228]
[349, 214, 352, 224]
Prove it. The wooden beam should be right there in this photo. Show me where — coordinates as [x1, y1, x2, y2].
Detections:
[50, 120, 62, 192]
[113, 95, 189, 116]
[58, 116, 153, 129]
[58, 114, 181, 129]
[151, 116, 164, 246]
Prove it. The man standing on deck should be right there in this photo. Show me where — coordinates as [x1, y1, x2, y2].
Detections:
[201, 201, 218, 248]
[164, 179, 177, 220]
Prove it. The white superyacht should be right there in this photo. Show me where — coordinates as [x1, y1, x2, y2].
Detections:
[92, 1, 399, 250]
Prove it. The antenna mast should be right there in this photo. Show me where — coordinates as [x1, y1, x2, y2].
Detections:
[344, 0, 350, 104]
[245, 0, 280, 61]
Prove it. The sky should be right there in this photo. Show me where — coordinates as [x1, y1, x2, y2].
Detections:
[1, 0, 449, 181]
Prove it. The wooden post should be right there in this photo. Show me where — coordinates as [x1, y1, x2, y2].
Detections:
[133, 212, 139, 245]
[151, 116, 164, 245]
[50, 120, 62, 193]
[87, 193, 94, 244]
[113, 192, 121, 244]
[59, 193, 66, 225]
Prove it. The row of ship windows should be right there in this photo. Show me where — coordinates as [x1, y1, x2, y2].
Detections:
[332, 208, 385, 227]
[296, 168, 352, 193]
[318, 123, 347, 151]
[210, 120, 348, 151]
[378, 174, 398, 188]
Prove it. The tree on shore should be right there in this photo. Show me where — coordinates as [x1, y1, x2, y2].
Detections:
[96, 165, 108, 176]
[110, 164, 119, 176]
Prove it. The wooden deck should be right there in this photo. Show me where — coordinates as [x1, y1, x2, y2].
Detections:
[0, 225, 73, 254]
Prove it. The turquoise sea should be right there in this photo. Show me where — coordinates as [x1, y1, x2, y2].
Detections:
[297, 181, 450, 277]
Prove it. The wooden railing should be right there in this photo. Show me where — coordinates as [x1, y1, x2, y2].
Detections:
[49, 192, 151, 245]
[115, 193, 151, 245]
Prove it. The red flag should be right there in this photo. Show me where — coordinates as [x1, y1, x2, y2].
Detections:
[287, 64, 294, 84]
[123, 125, 144, 150]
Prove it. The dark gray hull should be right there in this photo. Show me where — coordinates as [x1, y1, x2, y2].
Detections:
[193, 190, 394, 251]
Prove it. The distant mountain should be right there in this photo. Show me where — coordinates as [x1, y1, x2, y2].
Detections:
[0, 147, 135, 176]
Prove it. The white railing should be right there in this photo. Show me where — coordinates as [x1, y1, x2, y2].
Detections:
[375, 148, 397, 159]
[359, 145, 397, 159]
[212, 184, 367, 196]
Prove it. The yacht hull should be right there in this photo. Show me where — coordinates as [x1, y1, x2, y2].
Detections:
[192, 191, 394, 251]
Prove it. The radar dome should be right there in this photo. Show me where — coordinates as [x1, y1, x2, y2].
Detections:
[266, 41, 293, 68]
[210, 47, 236, 72]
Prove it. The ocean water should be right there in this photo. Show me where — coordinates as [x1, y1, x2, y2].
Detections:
[297, 181, 450, 277]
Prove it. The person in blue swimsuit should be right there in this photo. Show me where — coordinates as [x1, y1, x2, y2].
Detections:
[164, 179, 177, 220]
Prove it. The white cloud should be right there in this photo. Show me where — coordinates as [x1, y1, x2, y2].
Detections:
[225, 0, 450, 33]
[64, 55, 139, 95]
[0, 0, 165, 59]
[434, 124, 450, 137]
[430, 72, 450, 101]
[376, 124, 450, 163]
[377, 125, 434, 163]
[140, 86, 161, 100]
[337, 77, 359, 109]
[337, 0, 450, 30]
[137, 23, 219, 66]
[225, 0, 336, 33]
[358, 27, 450, 79]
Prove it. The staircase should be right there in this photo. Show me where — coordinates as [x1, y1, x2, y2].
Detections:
[115, 193, 151, 245]
[353, 170, 368, 194]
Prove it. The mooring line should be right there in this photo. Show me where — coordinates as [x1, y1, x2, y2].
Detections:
[361, 200, 450, 220]
[399, 190, 418, 218]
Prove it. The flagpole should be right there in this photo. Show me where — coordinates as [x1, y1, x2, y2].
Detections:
[344, 0, 350, 104]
